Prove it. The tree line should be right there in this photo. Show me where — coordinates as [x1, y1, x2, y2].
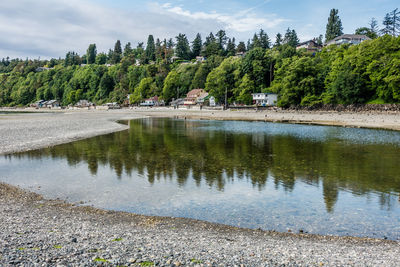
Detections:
[0, 8, 399, 107]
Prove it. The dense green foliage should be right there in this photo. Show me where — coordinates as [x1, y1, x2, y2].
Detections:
[1, 7, 400, 108]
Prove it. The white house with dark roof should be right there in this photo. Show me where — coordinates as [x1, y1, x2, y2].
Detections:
[325, 34, 371, 46]
[252, 93, 278, 106]
[296, 40, 323, 52]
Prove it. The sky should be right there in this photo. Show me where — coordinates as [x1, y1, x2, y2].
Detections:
[0, 0, 398, 59]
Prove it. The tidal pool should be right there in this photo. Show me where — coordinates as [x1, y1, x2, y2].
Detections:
[1, 118, 400, 239]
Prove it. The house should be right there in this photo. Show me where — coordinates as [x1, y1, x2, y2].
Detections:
[45, 100, 60, 108]
[252, 93, 278, 106]
[196, 92, 209, 105]
[170, 56, 180, 63]
[196, 56, 206, 63]
[35, 67, 53, 72]
[325, 34, 371, 46]
[170, 98, 185, 107]
[105, 102, 121, 109]
[296, 40, 322, 52]
[140, 96, 160, 107]
[184, 89, 207, 105]
[75, 99, 94, 108]
[209, 96, 216, 107]
[235, 52, 246, 58]
[31, 100, 46, 108]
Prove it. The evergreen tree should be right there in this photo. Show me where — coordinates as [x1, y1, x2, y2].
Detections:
[259, 29, 271, 49]
[385, 8, 400, 36]
[325, 9, 343, 42]
[236, 42, 246, 53]
[145, 35, 156, 63]
[370, 18, 379, 36]
[191, 33, 203, 59]
[355, 27, 377, 39]
[216, 30, 227, 51]
[275, 33, 283, 47]
[226, 38, 236, 56]
[123, 42, 133, 57]
[250, 33, 260, 49]
[283, 28, 299, 47]
[111, 40, 122, 64]
[315, 35, 323, 46]
[381, 13, 393, 35]
[86, 44, 97, 64]
[155, 38, 163, 61]
[203, 33, 220, 57]
[175, 33, 191, 60]
[64, 51, 81, 66]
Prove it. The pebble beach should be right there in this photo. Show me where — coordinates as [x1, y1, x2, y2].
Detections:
[1, 109, 400, 266]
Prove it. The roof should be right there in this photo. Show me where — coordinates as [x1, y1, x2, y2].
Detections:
[326, 34, 371, 44]
[187, 89, 205, 97]
[252, 93, 277, 96]
[297, 40, 322, 47]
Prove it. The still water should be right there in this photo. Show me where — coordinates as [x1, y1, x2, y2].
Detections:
[1, 118, 400, 239]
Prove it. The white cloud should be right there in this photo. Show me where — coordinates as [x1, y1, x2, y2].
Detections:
[0, 0, 287, 59]
[154, 2, 286, 33]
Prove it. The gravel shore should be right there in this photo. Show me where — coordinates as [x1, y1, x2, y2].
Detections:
[1, 109, 400, 266]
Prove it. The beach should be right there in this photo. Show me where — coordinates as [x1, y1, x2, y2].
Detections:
[0, 108, 399, 266]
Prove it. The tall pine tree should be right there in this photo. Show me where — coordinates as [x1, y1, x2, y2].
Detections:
[274, 33, 283, 47]
[111, 40, 122, 64]
[175, 33, 191, 60]
[325, 9, 343, 42]
[191, 33, 202, 59]
[86, 44, 97, 64]
[145, 35, 156, 63]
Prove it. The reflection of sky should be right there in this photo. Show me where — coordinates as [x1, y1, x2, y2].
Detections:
[1, 154, 400, 240]
[194, 120, 400, 146]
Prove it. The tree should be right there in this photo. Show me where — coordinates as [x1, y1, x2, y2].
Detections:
[381, 8, 400, 36]
[216, 30, 228, 52]
[86, 44, 97, 64]
[192, 33, 202, 59]
[111, 40, 122, 64]
[95, 53, 107, 65]
[203, 33, 220, 57]
[325, 9, 343, 42]
[275, 33, 283, 47]
[226, 38, 236, 56]
[370, 18, 379, 36]
[283, 28, 299, 47]
[145, 35, 156, 63]
[259, 29, 271, 49]
[236, 42, 246, 53]
[123, 42, 133, 57]
[64, 51, 81, 66]
[205, 57, 241, 104]
[355, 27, 377, 39]
[175, 33, 191, 60]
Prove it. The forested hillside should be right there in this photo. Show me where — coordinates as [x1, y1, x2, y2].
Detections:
[1, 7, 400, 108]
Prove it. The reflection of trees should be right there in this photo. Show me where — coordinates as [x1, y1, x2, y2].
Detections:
[12, 118, 400, 213]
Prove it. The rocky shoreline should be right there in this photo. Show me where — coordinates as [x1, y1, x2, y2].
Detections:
[1, 110, 400, 266]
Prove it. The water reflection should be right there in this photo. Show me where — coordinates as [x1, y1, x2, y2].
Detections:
[10, 118, 400, 214]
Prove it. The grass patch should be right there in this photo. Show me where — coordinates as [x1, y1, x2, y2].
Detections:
[93, 257, 109, 263]
[367, 98, 386, 104]
[191, 259, 203, 264]
[139, 261, 154, 266]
